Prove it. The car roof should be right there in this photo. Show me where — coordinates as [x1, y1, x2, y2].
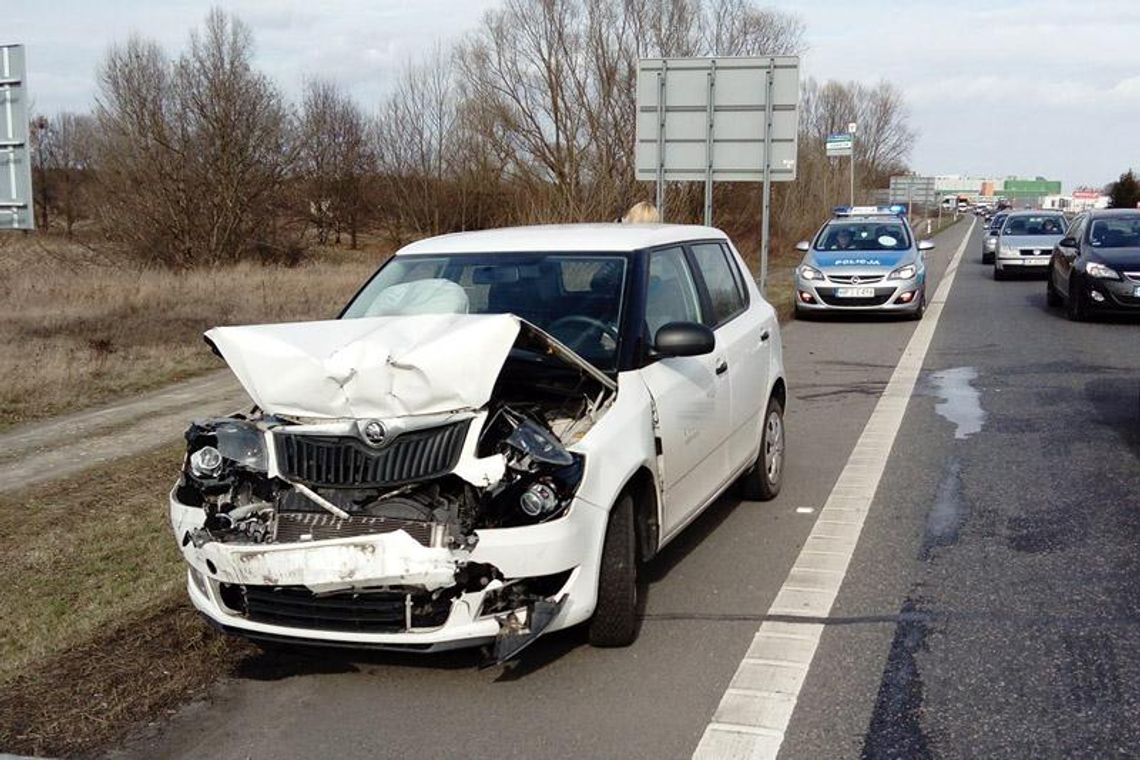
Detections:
[1087, 208, 1140, 218]
[828, 214, 909, 223]
[394, 223, 728, 255]
[1004, 209, 1064, 217]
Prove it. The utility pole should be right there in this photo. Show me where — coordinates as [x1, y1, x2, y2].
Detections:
[848, 121, 857, 206]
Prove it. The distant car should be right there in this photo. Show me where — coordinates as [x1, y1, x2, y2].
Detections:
[981, 211, 1009, 264]
[1047, 209, 1140, 320]
[794, 206, 934, 319]
[170, 223, 788, 658]
[992, 210, 1067, 279]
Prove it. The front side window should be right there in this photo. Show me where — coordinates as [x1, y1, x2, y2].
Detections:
[646, 247, 703, 340]
[814, 221, 911, 251]
[1089, 218, 1140, 248]
[342, 252, 629, 370]
[691, 242, 746, 324]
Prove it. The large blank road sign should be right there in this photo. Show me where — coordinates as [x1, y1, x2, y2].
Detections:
[1, 44, 34, 230]
[636, 56, 799, 183]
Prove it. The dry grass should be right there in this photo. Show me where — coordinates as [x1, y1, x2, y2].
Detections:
[0, 233, 386, 429]
[0, 443, 257, 756]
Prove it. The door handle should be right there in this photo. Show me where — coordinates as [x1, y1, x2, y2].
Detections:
[715, 360, 729, 376]
[760, 329, 771, 343]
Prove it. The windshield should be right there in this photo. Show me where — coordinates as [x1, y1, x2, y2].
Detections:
[814, 220, 911, 251]
[342, 253, 628, 371]
[1089, 218, 1140, 248]
[1001, 215, 1066, 236]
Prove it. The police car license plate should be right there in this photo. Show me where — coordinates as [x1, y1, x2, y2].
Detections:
[836, 287, 875, 298]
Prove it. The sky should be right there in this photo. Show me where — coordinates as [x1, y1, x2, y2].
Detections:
[8, 0, 1139, 191]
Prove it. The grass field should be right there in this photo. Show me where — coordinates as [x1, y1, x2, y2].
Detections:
[0, 233, 385, 430]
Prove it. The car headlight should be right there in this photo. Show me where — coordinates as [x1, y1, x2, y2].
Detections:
[888, 264, 917, 280]
[799, 265, 824, 281]
[189, 446, 223, 478]
[1085, 262, 1120, 280]
[1000, 245, 1017, 257]
[984, 236, 997, 250]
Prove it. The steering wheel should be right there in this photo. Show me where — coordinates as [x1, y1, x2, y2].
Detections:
[545, 315, 618, 352]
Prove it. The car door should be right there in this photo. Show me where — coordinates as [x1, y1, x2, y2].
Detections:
[1055, 215, 1086, 293]
[636, 246, 732, 537]
[688, 240, 772, 476]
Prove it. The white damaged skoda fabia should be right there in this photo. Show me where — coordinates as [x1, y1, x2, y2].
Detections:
[171, 224, 786, 662]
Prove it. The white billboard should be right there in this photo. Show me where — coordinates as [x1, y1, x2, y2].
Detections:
[635, 56, 800, 183]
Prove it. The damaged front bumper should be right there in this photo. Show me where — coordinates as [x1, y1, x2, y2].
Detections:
[172, 490, 608, 653]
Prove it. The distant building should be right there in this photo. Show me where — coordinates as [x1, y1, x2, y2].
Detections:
[1041, 191, 1109, 212]
[887, 174, 1063, 209]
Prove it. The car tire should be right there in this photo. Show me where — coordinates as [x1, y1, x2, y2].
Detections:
[737, 397, 785, 501]
[908, 289, 926, 320]
[993, 265, 1006, 281]
[1066, 277, 1087, 322]
[588, 492, 639, 648]
[1046, 267, 1063, 308]
[982, 251, 994, 264]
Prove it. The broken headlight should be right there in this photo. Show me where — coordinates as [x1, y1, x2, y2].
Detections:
[178, 418, 269, 506]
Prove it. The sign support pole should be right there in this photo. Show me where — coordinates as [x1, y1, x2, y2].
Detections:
[760, 59, 774, 295]
[655, 66, 667, 220]
[703, 64, 716, 227]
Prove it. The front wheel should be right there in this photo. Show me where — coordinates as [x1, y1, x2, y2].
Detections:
[737, 397, 785, 501]
[907, 289, 927, 321]
[1066, 277, 1088, 322]
[588, 493, 639, 647]
[982, 251, 994, 264]
[993, 265, 1006, 281]
[1046, 266, 1063, 307]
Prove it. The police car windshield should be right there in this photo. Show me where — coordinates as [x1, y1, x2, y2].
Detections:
[814, 221, 911, 252]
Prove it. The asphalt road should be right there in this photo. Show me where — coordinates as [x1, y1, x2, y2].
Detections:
[114, 217, 1140, 759]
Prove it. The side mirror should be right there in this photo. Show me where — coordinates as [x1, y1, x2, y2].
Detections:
[795, 241, 811, 252]
[917, 240, 935, 251]
[653, 322, 715, 358]
[1058, 236, 1077, 248]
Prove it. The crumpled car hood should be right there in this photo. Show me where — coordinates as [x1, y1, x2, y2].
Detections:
[205, 313, 613, 420]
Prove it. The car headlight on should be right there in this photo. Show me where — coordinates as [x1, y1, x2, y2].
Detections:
[799, 265, 824, 281]
[1084, 262, 1120, 280]
[888, 264, 917, 280]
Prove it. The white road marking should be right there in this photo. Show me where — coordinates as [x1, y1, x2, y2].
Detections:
[693, 218, 977, 759]
[794, 507, 815, 514]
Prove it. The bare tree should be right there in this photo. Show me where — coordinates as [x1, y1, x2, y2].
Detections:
[300, 80, 375, 248]
[93, 10, 299, 267]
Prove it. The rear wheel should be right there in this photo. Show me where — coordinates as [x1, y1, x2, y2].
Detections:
[737, 397, 785, 501]
[588, 493, 639, 647]
[1046, 266, 1063, 308]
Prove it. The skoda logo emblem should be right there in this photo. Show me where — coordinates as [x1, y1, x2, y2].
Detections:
[362, 420, 388, 447]
[850, 275, 862, 284]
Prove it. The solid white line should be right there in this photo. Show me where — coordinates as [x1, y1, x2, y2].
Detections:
[692, 218, 977, 759]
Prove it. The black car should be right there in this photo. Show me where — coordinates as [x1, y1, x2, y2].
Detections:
[1047, 209, 1140, 320]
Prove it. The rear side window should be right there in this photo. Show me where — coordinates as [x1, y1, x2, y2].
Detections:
[690, 242, 747, 325]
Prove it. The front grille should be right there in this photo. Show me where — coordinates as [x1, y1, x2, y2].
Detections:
[274, 512, 434, 546]
[817, 289, 893, 307]
[827, 274, 885, 285]
[275, 420, 470, 488]
[220, 584, 451, 633]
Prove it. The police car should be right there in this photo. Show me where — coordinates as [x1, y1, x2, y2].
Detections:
[793, 206, 935, 319]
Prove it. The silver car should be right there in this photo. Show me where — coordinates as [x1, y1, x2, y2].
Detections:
[794, 208, 934, 319]
[981, 211, 1009, 264]
[993, 211, 1068, 280]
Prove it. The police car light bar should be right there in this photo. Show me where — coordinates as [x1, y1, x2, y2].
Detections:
[833, 205, 908, 218]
